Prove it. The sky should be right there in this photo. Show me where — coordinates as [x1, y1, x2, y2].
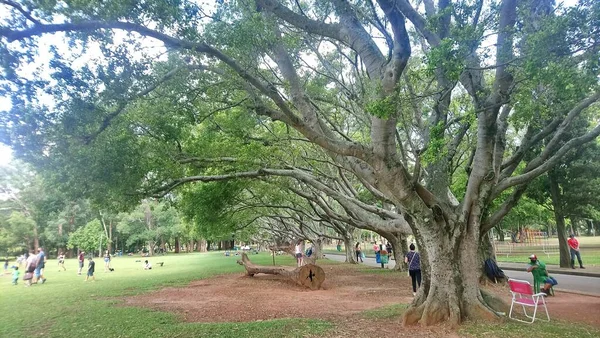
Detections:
[0, 0, 581, 167]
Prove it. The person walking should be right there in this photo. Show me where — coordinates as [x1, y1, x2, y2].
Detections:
[567, 234, 585, 269]
[58, 252, 66, 272]
[24, 250, 37, 287]
[404, 243, 421, 296]
[12, 267, 20, 285]
[355, 242, 363, 263]
[77, 251, 85, 275]
[34, 247, 47, 284]
[85, 257, 96, 282]
[103, 250, 112, 272]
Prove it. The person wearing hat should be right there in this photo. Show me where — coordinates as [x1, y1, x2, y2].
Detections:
[526, 254, 557, 295]
[567, 234, 585, 269]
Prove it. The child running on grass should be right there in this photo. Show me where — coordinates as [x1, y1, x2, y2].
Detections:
[12, 267, 19, 285]
[85, 257, 95, 282]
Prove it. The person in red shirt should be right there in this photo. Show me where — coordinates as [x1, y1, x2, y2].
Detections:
[567, 234, 585, 269]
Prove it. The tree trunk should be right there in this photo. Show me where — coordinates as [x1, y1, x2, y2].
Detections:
[343, 235, 357, 264]
[386, 233, 407, 271]
[402, 221, 507, 326]
[237, 253, 325, 290]
[549, 171, 571, 268]
[148, 240, 155, 256]
[197, 239, 207, 252]
[108, 220, 113, 253]
[174, 237, 180, 253]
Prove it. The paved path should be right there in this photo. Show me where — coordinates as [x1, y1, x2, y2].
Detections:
[324, 253, 600, 296]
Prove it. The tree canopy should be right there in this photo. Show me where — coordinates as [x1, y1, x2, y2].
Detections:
[1, 0, 599, 326]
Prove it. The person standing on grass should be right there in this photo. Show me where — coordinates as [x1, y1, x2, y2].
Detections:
[85, 257, 95, 281]
[34, 247, 47, 284]
[58, 252, 66, 272]
[104, 250, 112, 272]
[567, 234, 585, 269]
[355, 242, 363, 263]
[77, 251, 85, 275]
[24, 250, 37, 287]
[295, 240, 304, 267]
[404, 243, 421, 296]
[12, 267, 19, 285]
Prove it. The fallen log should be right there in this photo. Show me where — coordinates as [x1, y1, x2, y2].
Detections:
[237, 253, 325, 290]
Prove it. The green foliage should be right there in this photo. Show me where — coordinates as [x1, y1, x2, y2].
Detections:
[421, 121, 448, 165]
[67, 219, 103, 253]
[365, 94, 396, 119]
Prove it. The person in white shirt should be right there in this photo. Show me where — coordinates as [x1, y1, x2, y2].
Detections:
[144, 260, 152, 270]
[294, 240, 304, 267]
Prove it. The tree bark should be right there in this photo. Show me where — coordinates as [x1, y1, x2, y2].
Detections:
[237, 253, 325, 290]
[385, 233, 407, 271]
[402, 220, 506, 326]
[549, 170, 571, 268]
[174, 237, 180, 253]
[197, 239, 207, 252]
[343, 235, 357, 264]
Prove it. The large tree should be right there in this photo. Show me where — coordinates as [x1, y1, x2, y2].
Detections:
[1, 0, 599, 325]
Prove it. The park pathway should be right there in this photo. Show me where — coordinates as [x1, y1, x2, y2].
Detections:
[324, 253, 600, 297]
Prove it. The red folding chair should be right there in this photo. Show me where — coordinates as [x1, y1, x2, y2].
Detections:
[508, 278, 550, 323]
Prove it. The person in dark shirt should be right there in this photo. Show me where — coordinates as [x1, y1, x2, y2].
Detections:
[404, 243, 421, 296]
[85, 257, 96, 282]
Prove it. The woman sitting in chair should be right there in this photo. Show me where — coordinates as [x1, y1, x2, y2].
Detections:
[527, 254, 557, 295]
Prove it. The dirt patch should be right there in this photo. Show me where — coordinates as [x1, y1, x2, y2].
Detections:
[121, 263, 600, 334]
[122, 265, 413, 322]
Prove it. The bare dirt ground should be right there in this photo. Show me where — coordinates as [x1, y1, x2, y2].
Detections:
[121, 263, 600, 337]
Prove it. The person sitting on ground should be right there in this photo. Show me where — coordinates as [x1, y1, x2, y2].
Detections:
[144, 260, 152, 270]
[526, 254, 556, 295]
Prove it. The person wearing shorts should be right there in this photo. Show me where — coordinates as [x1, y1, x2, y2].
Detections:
[34, 247, 46, 284]
[294, 240, 303, 267]
[58, 252, 66, 272]
[85, 257, 95, 281]
[103, 251, 111, 272]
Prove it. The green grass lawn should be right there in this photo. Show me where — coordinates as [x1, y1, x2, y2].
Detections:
[0, 252, 331, 338]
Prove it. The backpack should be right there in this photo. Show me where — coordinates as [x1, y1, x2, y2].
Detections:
[305, 247, 313, 257]
[484, 258, 506, 283]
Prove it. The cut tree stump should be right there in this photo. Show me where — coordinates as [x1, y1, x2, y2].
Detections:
[237, 253, 325, 290]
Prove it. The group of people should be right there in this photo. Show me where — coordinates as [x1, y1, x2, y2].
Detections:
[7, 248, 120, 286]
[11, 247, 47, 287]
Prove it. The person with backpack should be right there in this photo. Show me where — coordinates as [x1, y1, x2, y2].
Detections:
[404, 243, 421, 296]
